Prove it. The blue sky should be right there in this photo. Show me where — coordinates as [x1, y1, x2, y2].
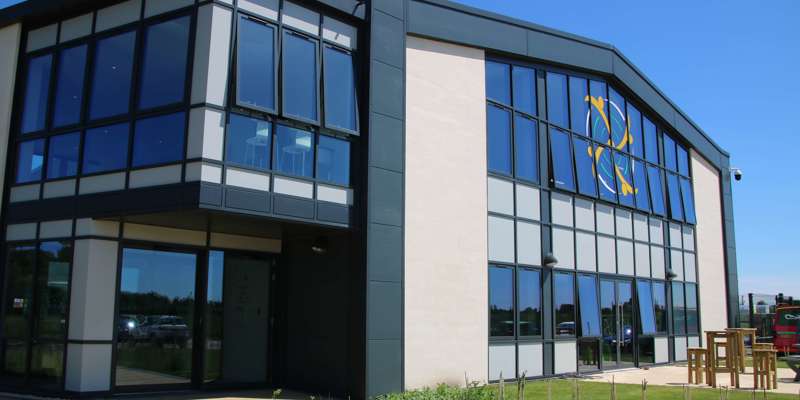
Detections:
[453, 0, 800, 297]
[1, 0, 797, 297]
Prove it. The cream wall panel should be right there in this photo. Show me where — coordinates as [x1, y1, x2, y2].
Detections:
[554, 341, 577, 374]
[39, 219, 73, 239]
[683, 226, 695, 251]
[191, 4, 231, 106]
[574, 198, 594, 231]
[654, 337, 669, 363]
[96, 0, 141, 32]
[0, 24, 21, 212]
[69, 240, 119, 341]
[239, 0, 279, 21]
[488, 216, 514, 263]
[185, 162, 222, 183]
[487, 177, 514, 216]
[634, 242, 650, 277]
[405, 36, 488, 388]
[575, 231, 596, 271]
[26, 23, 57, 52]
[515, 184, 540, 221]
[79, 172, 125, 194]
[518, 343, 543, 377]
[187, 107, 225, 160]
[7, 223, 37, 241]
[43, 179, 77, 198]
[10, 184, 40, 202]
[65, 343, 113, 392]
[60, 13, 93, 43]
[274, 176, 313, 198]
[615, 209, 632, 238]
[651, 246, 666, 279]
[691, 151, 728, 332]
[670, 249, 684, 281]
[145, 0, 194, 18]
[516, 221, 541, 266]
[226, 167, 270, 191]
[669, 223, 682, 249]
[617, 239, 634, 276]
[281, 2, 320, 36]
[649, 218, 664, 244]
[128, 164, 182, 188]
[552, 227, 574, 269]
[322, 16, 356, 49]
[674, 336, 688, 361]
[551, 192, 573, 227]
[488, 343, 515, 381]
[317, 184, 353, 205]
[123, 223, 205, 246]
[597, 236, 616, 274]
[210, 233, 281, 253]
[596, 204, 614, 235]
[75, 219, 120, 238]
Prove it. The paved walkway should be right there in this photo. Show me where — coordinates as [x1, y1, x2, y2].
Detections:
[581, 364, 800, 395]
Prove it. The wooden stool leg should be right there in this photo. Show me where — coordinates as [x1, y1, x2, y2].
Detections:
[688, 352, 694, 384]
[771, 352, 777, 389]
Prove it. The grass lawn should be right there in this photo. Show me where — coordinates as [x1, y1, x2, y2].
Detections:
[497, 379, 800, 400]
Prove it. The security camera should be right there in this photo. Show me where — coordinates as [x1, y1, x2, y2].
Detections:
[731, 168, 742, 181]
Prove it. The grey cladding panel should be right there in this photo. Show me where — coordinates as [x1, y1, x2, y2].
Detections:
[224, 188, 270, 213]
[373, 0, 404, 19]
[371, 10, 405, 68]
[369, 113, 404, 172]
[527, 30, 613, 74]
[408, 1, 528, 56]
[368, 167, 403, 226]
[370, 61, 404, 119]
[611, 54, 675, 125]
[317, 202, 349, 224]
[273, 195, 314, 219]
[367, 339, 402, 396]
[368, 281, 402, 340]
[367, 223, 403, 282]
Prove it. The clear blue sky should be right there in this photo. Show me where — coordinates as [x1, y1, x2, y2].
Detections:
[454, 0, 800, 298]
[1, 0, 797, 297]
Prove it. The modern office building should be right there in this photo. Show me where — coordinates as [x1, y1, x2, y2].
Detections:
[0, 0, 738, 397]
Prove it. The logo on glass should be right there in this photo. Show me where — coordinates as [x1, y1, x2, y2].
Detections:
[583, 94, 635, 198]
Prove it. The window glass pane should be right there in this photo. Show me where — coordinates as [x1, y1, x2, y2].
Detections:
[489, 265, 513, 337]
[225, 114, 271, 170]
[46, 132, 80, 179]
[677, 145, 689, 176]
[573, 137, 597, 197]
[132, 112, 185, 167]
[549, 127, 574, 191]
[30, 342, 64, 389]
[647, 166, 666, 216]
[614, 152, 635, 207]
[204, 251, 224, 383]
[663, 134, 677, 171]
[666, 173, 683, 221]
[53, 45, 87, 127]
[686, 283, 699, 333]
[21, 54, 52, 134]
[600, 280, 615, 364]
[643, 117, 658, 164]
[672, 282, 686, 335]
[579, 340, 600, 372]
[636, 280, 656, 335]
[653, 281, 668, 333]
[578, 275, 600, 337]
[83, 122, 129, 174]
[555, 272, 575, 337]
[512, 65, 536, 115]
[514, 115, 538, 182]
[139, 16, 191, 109]
[638, 337, 655, 365]
[609, 88, 627, 152]
[632, 160, 650, 212]
[487, 104, 511, 175]
[680, 178, 696, 224]
[569, 76, 589, 135]
[16, 139, 45, 183]
[116, 248, 196, 386]
[283, 31, 318, 122]
[273, 124, 314, 178]
[237, 17, 275, 111]
[1, 245, 35, 383]
[589, 80, 609, 144]
[627, 104, 643, 158]
[546, 72, 568, 128]
[35, 241, 71, 340]
[90, 31, 136, 120]
[485, 61, 510, 105]
[518, 269, 541, 336]
[324, 45, 357, 131]
[597, 145, 617, 203]
[317, 135, 350, 186]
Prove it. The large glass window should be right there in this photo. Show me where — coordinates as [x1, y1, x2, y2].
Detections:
[273, 124, 314, 178]
[632, 160, 650, 212]
[485, 61, 510, 105]
[614, 152, 635, 208]
[672, 282, 686, 335]
[666, 173, 684, 221]
[46, 132, 80, 179]
[225, 114, 271, 170]
[138, 16, 191, 109]
[487, 104, 512, 175]
[589, 81, 609, 144]
[82, 123, 129, 174]
[237, 17, 276, 111]
[116, 248, 197, 386]
[573, 137, 597, 196]
[663, 134, 677, 171]
[546, 72, 568, 128]
[16, 139, 45, 183]
[282, 30, 318, 122]
[680, 178, 697, 224]
[514, 115, 538, 182]
[34, 242, 71, 341]
[653, 281, 668, 333]
[317, 135, 350, 186]
[512, 66, 536, 115]
[597, 146, 617, 203]
[549, 127, 575, 191]
[554, 272, 575, 337]
[647, 166, 666, 216]
[609, 88, 627, 152]
[676, 145, 689, 176]
[578, 275, 600, 337]
[1, 245, 36, 383]
[323, 45, 357, 132]
[517, 269, 541, 336]
[52, 45, 87, 128]
[643, 117, 658, 164]
[569, 76, 588, 136]
[686, 283, 699, 334]
[489, 265, 513, 337]
[89, 31, 136, 120]
[204, 251, 224, 382]
[21, 54, 52, 134]
[636, 280, 656, 335]
[132, 112, 186, 167]
[627, 104, 643, 158]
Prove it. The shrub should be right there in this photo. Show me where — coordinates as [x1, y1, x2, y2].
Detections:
[376, 382, 495, 400]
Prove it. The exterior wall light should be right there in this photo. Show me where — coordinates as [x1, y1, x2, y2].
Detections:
[666, 268, 678, 280]
[311, 236, 329, 254]
[543, 253, 558, 268]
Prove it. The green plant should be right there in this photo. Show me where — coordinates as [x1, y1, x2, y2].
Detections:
[272, 388, 282, 399]
[376, 383, 495, 400]
[641, 379, 648, 400]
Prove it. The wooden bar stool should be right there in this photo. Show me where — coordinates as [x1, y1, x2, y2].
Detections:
[726, 328, 748, 373]
[705, 330, 740, 388]
[753, 348, 778, 390]
[687, 347, 708, 384]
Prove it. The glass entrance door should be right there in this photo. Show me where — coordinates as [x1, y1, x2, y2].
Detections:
[601, 279, 635, 369]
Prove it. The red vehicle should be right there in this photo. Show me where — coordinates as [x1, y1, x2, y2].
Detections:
[773, 305, 800, 353]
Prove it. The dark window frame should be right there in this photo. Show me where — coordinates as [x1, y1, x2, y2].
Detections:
[234, 14, 279, 116]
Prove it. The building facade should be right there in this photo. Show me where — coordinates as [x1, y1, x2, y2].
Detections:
[0, 0, 737, 398]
